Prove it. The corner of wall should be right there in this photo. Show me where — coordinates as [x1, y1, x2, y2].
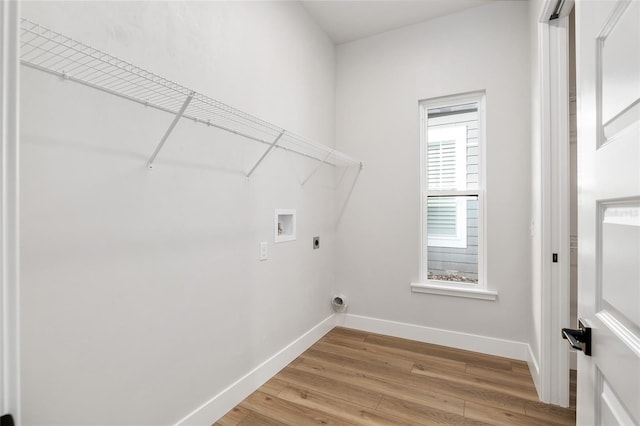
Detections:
[528, 0, 545, 405]
[174, 314, 337, 426]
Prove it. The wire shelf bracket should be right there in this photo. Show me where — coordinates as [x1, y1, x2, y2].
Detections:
[147, 91, 194, 169]
[246, 131, 285, 179]
[19, 18, 364, 177]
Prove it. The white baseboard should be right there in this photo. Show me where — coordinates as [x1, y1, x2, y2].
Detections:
[175, 314, 337, 426]
[335, 313, 529, 361]
[528, 344, 542, 400]
[176, 312, 534, 425]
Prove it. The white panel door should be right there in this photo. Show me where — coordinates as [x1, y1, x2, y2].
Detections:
[576, 0, 640, 425]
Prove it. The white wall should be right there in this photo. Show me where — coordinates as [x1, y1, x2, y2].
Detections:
[334, 2, 531, 344]
[20, 2, 339, 424]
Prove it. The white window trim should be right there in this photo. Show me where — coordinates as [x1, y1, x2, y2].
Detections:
[410, 281, 497, 301]
[417, 91, 491, 299]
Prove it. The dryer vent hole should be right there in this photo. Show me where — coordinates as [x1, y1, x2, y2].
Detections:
[331, 296, 347, 312]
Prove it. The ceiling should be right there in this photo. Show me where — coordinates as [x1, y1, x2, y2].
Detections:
[300, 0, 495, 45]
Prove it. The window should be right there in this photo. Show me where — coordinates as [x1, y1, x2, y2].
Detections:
[414, 92, 492, 299]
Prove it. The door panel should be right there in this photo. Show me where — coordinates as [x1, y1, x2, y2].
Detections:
[601, 1, 640, 132]
[600, 377, 636, 426]
[593, 310, 640, 423]
[577, 0, 640, 425]
[599, 0, 640, 142]
[601, 203, 640, 327]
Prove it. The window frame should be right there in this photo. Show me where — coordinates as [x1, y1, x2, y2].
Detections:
[415, 91, 492, 299]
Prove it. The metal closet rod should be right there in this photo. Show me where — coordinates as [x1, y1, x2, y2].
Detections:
[19, 18, 364, 177]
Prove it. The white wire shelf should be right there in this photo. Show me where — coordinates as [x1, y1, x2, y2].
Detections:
[19, 18, 363, 177]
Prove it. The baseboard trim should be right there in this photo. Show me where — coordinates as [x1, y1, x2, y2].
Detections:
[177, 313, 534, 425]
[175, 314, 337, 426]
[335, 313, 529, 361]
[528, 344, 542, 400]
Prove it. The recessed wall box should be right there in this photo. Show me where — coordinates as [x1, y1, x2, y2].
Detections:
[275, 209, 296, 243]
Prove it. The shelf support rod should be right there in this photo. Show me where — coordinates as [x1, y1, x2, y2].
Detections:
[246, 131, 285, 179]
[301, 150, 334, 187]
[147, 91, 195, 169]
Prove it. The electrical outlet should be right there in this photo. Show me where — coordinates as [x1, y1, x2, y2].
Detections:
[313, 236, 320, 250]
[259, 242, 268, 261]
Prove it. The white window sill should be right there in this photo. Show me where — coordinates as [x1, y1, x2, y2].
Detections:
[411, 281, 497, 301]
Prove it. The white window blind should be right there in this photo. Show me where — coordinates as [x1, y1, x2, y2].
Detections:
[426, 126, 467, 247]
[427, 197, 457, 236]
[427, 126, 466, 191]
[428, 139, 457, 189]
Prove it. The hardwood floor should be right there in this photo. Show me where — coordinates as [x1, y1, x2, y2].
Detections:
[215, 327, 576, 425]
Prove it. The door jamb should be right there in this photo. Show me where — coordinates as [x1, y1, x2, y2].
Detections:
[537, 0, 572, 407]
[1, 0, 21, 422]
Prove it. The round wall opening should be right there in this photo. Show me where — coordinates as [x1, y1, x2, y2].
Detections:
[331, 295, 347, 313]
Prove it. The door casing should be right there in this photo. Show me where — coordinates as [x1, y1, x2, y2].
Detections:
[1, 0, 21, 421]
[532, 0, 573, 407]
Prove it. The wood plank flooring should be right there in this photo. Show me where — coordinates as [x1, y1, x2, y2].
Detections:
[215, 327, 576, 426]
